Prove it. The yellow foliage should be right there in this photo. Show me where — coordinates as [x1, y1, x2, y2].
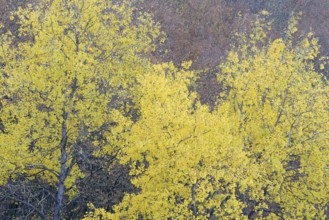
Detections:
[4, 3, 326, 218]
[0, 0, 159, 200]
[217, 20, 329, 219]
[87, 19, 329, 219]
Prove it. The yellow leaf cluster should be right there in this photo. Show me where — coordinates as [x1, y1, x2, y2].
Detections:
[0, 0, 159, 198]
[87, 19, 329, 219]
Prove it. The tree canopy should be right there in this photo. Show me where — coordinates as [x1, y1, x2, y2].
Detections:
[0, 1, 328, 219]
[86, 17, 329, 220]
[0, 0, 159, 218]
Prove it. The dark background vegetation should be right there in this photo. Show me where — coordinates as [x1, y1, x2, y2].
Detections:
[0, 0, 328, 219]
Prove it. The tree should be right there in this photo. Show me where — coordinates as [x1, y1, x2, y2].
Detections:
[85, 18, 329, 219]
[0, 0, 159, 219]
[216, 18, 329, 218]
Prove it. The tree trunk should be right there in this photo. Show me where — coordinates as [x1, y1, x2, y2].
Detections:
[54, 120, 68, 220]
[54, 79, 77, 219]
[54, 167, 66, 220]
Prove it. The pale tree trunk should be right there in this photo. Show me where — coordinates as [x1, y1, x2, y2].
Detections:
[54, 78, 77, 220]
[54, 165, 66, 220]
[54, 120, 68, 220]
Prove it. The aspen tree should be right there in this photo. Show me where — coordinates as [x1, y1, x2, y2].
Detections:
[86, 17, 329, 219]
[0, 0, 159, 219]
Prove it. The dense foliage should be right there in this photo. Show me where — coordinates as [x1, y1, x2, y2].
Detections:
[0, 0, 159, 219]
[85, 16, 329, 219]
[0, 0, 328, 219]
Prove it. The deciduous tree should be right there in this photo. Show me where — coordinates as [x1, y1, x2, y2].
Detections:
[86, 18, 329, 219]
[0, 0, 159, 219]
